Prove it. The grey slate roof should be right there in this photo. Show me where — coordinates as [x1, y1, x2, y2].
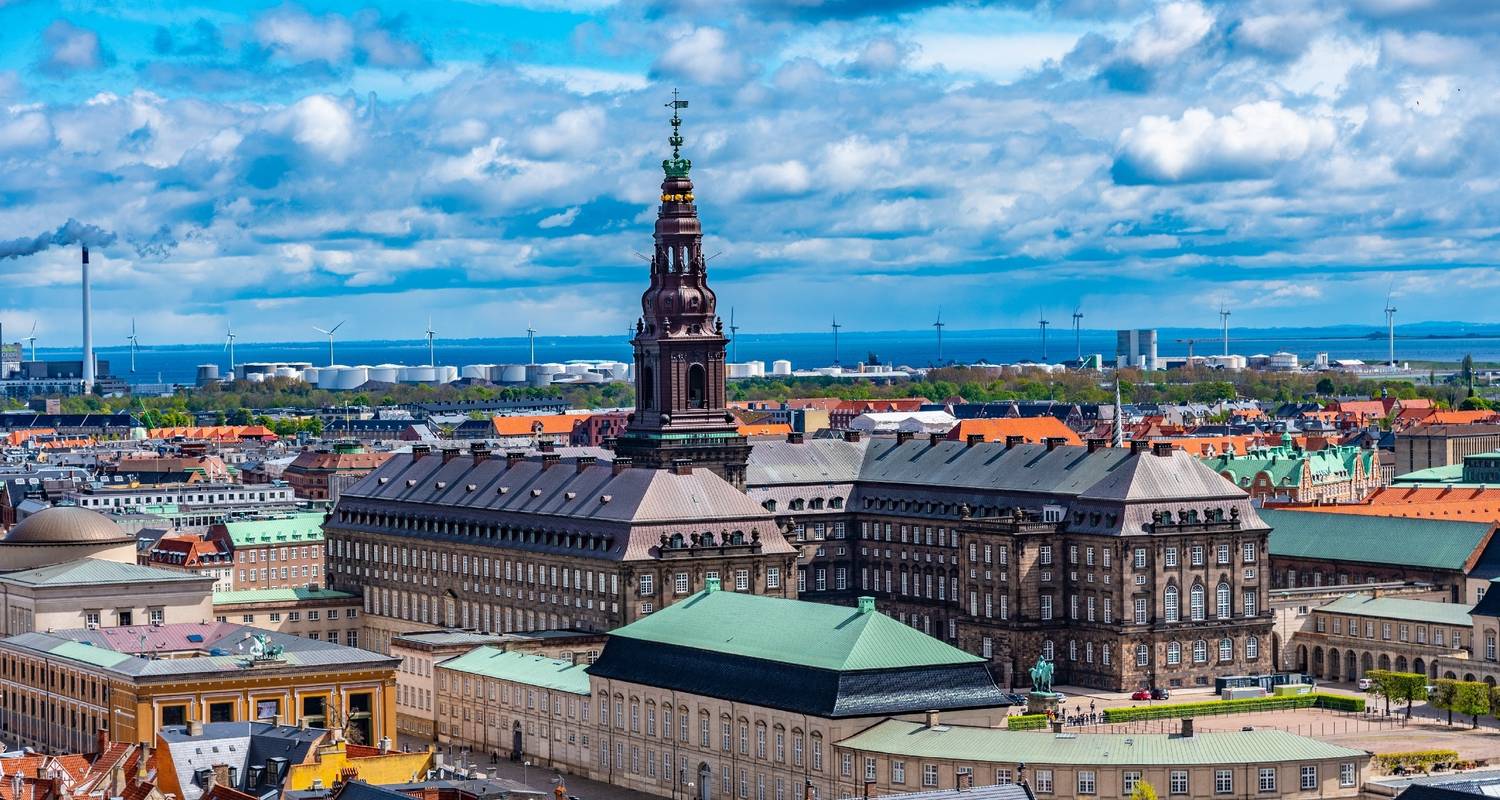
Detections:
[0, 623, 397, 680]
[159, 721, 323, 800]
[746, 438, 870, 485]
[342, 452, 772, 526]
[0, 557, 215, 588]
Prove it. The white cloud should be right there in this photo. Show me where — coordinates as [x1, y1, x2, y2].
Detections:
[909, 31, 1081, 83]
[518, 65, 648, 94]
[525, 107, 605, 159]
[255, 6, 354, 64]
[0, 111, 53, 152]
[652, 27, 746, 85]
[38, 20, 106, 76]
[539, 207, 580, 229]
[271, 95, 356, 161]
[1114, 101, 1336, 184]
[821, 136, 900, 189]
[1123, 1, 1214, 65]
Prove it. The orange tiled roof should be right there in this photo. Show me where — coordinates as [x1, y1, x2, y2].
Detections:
[491, 414, 578, 436]
[738, 423, 792, 437]
[1334, 400, 1387, 418]
[147, 425, 277, 441]
[946, 417, 1083, 446]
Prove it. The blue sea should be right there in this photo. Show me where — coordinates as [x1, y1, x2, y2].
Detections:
[22, 323, 1500, 387]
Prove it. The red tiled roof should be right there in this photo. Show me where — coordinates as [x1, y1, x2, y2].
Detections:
[946, 417, 1083, 445]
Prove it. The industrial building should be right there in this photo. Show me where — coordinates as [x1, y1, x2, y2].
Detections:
[1115, 329, 1159, 371]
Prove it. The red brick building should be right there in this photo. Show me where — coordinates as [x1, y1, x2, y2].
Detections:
[283, 443, 391, 500]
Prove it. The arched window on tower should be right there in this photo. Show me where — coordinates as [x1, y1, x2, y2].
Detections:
[641, 365, 654, 410]
[689, 364, 707, 409]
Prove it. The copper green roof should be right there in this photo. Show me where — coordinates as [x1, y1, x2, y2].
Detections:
[1204, 443, 1370, 490]
[0, 558, 212, 588]
[212, 587, 356, 605]
[1320, 593, 1473, 627]
[223, 513, 326, 546]
[837, 719, 1368, 766]
[608, 589, 981, 672]
[439, 646, 590, 695]
[1262, 508, 1496, 571]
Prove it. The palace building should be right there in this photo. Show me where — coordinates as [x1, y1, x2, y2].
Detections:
[325, 99, 1271, 693]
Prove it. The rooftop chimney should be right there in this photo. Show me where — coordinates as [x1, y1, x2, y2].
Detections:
[787, 432, 804, 444]
[411, 444, 432, 459]
[540, 452, 561, 469]
[537, 440, 556, 453]
[1129, 440, 1150, 455]
[469, 443, 491, 463]
[505, 451, 526, 467]
[923, 710, 940, 728]
[440, 447, 459, 463]
[1086, 437, 1107, 453]
[895, 431, 914, 444]
[187, 719, 203, 737]
[1045, 437, 1066, 451]
[843, 430, 863, 443]
[82, 245, 95, 392]
[1005, 435, 1025, 449]
[1180, 718, 1194, 738]
[967, 433, 985, 447]
[1152, 442, 1175, 457]
[929, 433, 944, 447]
[672, 459, 694, 476]
[612, 456, 634, 476]
[575, 455, 597, 474]
[857, 596, 875, 614]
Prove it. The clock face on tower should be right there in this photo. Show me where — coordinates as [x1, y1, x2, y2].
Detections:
[614, 94, 750, 488]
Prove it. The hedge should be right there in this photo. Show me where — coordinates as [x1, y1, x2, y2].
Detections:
[1007, 714, 1048, 730]
[1374, 750, 1460, 772]
[1102, 693, 1364, 722]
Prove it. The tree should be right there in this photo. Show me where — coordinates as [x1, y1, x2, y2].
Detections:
[1367, 669, 1395, 716]
[1452, 680, 1490, 729]
[1461, 396, 1492, 411]
[1384, 672, 1429, 719]
[1431, 680, 1458, 726]
[1130, 780, 1159, 800]
[1316, 377, 1336, 396]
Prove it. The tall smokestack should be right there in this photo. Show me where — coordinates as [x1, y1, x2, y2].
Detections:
[81, 245, 94, 392]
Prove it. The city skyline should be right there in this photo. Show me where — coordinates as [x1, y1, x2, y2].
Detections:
[1, 0, 1497, 343]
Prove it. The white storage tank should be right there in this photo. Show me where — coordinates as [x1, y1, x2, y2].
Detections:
[727, 363, 753, 379]
[332, 366, 369, 390]
[401, 365, 437, 383]
[274, 366, 300, 380]
[366, 364, 400, 384]
[565, 363, 591, 376]
[574, 371, 604, 384]
[461, 364, 490, 380]
[772, 360, 792, 375]
[246, 372, 266, 383]
[436, 366, 459, 383]
[499, 364, 528, 383]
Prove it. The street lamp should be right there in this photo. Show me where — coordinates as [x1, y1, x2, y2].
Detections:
[524, 760, 533, 787]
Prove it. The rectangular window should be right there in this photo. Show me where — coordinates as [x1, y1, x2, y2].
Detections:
[1077, 771, 1096, 795]
[1301, 766, 1317, 790]
[864, 758, 877, 782]
[1134, 598, 1148, 624]
[767, 567, 780, 589]
[1191, 545, 1204, 566]
[1215, 770, 1232, 795]
[1040, 596, 1053, 621]
[1035, 770, 1052, 794]
[892, 761, 905, 785]
[1340, 763, 1355, 787]
[1242, 541, 1256, 562]
[1258, 768, 1276, 793]
[922, 765, 938, 788]
[1170, 771, 1188, 795]
[1123, 772, 1140, 794]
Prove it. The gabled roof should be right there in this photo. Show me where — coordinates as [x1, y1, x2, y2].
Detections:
[1319, 593, 1473, 627]
[212, 587, 356, 605]
[606, 588, 978, 672]
[0, 558, 214, 588]
[222, 513, 327, 546]
[1262, 508, 1497, 571]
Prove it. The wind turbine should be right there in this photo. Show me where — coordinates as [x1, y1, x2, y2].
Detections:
[1218, 302, 1232, 357]
[932, 309, 946, 364]
[126, 319, 140, 373]
[831, 315, 842, 368]
[224, 326, 238, 378]
[24, 322, 37, 361]
[313, 321, 344, 367]
[728, 308, 740, 363]
[424, 318, 437, 367]
[1071, 307, 1084, 362]
[1038, 309, 1050, 362]
[526, 323, 537, 365]
[1384, 289, 1397, 367]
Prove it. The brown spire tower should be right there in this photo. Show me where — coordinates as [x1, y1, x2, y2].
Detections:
[614, 92, 750, 488]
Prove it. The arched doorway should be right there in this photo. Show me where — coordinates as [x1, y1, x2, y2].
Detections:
[1362, 652, 1374, 675]
[1379, 654, 1391, 671]
[1272, 633, 1282, 670]
[1446, 671, 1457, 679]
[1414, 658, 1426, 677]
[1296, 645, 1308, 672]
[1313, 647, 1325, 678]
[1345, 650, 1357, 682]
[1396, 656, 1408, 673]
[1329, 650, 1342, 681]
[698, 763, 712, 800]
[1465, 673, 1476, 682]
[511, 722, 523, 760]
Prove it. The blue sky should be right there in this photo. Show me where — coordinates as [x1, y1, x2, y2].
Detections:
[0, 0, 1497, 346]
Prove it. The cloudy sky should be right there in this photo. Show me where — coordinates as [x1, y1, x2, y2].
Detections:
[0, 0, 1496, 346]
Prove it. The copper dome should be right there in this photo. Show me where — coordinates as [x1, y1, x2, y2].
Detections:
[5, 506, 130, 544]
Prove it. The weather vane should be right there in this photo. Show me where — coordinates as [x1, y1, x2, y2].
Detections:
[663, 89, 691, 177]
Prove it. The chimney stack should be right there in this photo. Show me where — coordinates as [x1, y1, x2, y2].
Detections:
[1005, 435, 1025, 449]
[1129, 439, 1150, 455]
[1045, 437, 1066, 451]
[1086, 438, 1107, 453]
[540, 452, 561, 469]
[538, 440, 556, 453]
[82, 245, 95, 392]
[187, 719, 203, 737]
[575, 455, 597, 474]
[612, 456, 634, 476]
[923, 710, 940, 728]
[895, 431, 914, 444]
[469, 443, 491, 463]
[967, 433, 985, 447]
[672, 459, 694, 476]
[411, 444, 432, 459]
[843, 430, 863, 443]
[505, 451, 526, 467]
[1152, 442, 1175, 457]
[1180, 718, 1194, 738]
[440, 447, 458, 463]
[929, 433, 944, 446]
[787, 431, 804, 444]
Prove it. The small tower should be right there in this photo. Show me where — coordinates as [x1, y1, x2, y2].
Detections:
[613, 92, 751, 487]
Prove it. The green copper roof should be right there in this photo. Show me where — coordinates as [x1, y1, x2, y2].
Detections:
[50, 640, 134, 670]
[212, 587, 356, 605]
[439, 646, 591, 695]
[1204, 443, 1369, 489]
[608, 589, 981, 672]
[0, 558, 212, 588]
[223, 513, 326, 546]
[1392, 463, 1467, 485]
[1320, 593, 1473, 627]
[1262, 508, 1495, 570]
[837, 719, 1367, 767]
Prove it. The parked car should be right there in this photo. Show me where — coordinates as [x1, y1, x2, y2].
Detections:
[1130, 689, 1152, 701]
[1357, 678, 1373, 691]
[1053, 692, 1068, 703]
[1151, 687, 1170, 700]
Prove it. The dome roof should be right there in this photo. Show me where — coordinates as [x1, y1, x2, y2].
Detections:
[5, 506, 129, 545]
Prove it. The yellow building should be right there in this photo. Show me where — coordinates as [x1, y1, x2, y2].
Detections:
[285, 737, 434, 791]
[0, 621, 397, 753]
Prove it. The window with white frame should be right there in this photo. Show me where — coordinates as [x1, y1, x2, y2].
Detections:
[1258, 768, 1276, 793]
